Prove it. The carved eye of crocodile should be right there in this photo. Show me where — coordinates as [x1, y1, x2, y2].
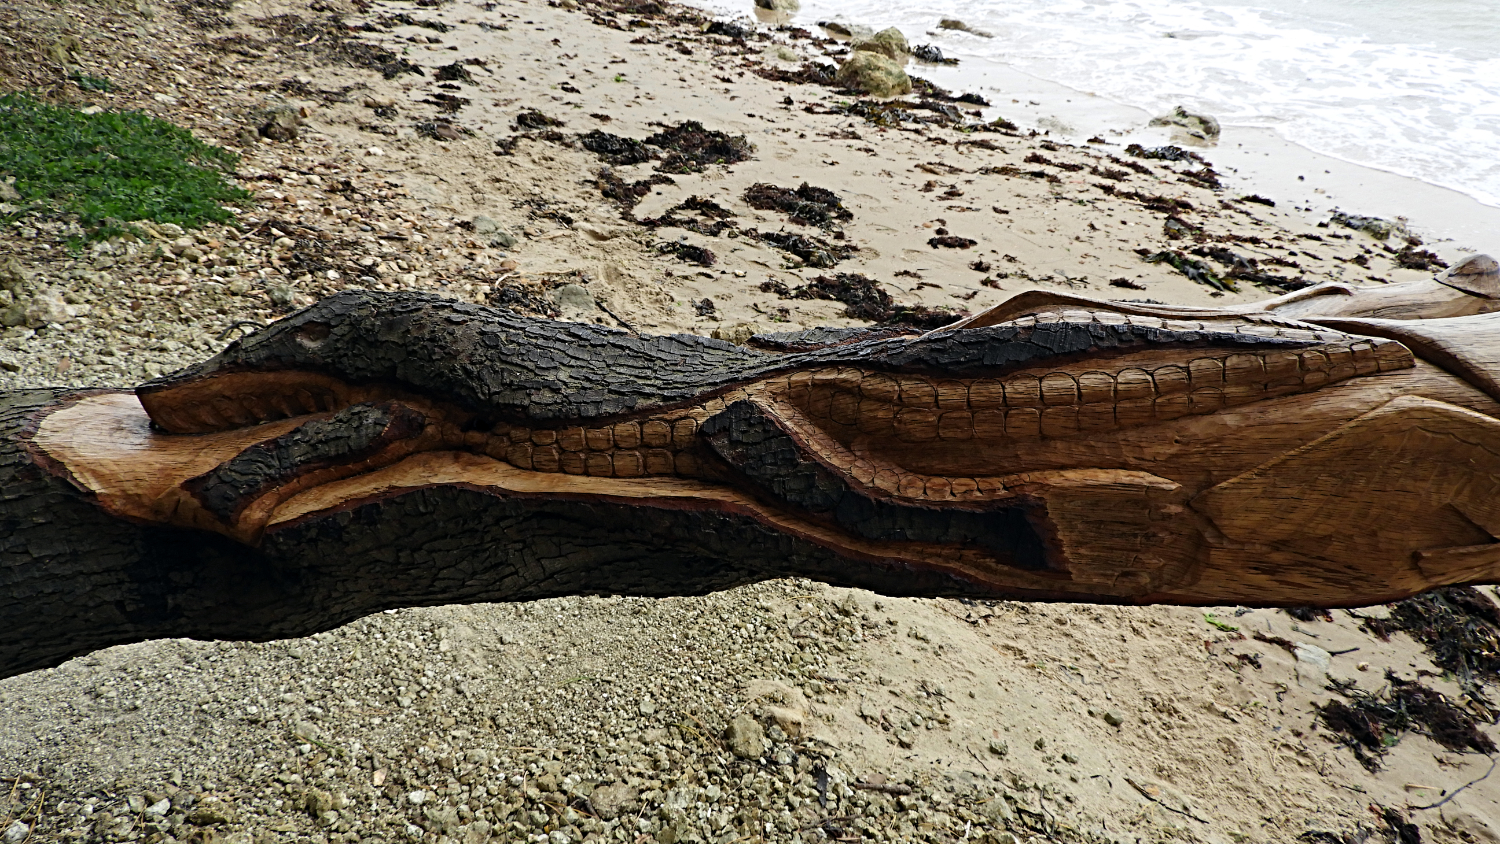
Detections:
[28, 279, 1500, 606]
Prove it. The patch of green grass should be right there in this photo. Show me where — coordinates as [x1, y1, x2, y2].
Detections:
[0, 91, 251, 239]
[69, 73, 114, 92]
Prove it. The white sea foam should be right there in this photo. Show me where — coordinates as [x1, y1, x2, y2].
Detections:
[696, 0, 1500, 210]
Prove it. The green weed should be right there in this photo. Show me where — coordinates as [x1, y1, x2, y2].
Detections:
[1204, 613, 1239, 632]
[69, 73, 113, 92]
[0, 91, 251, 239]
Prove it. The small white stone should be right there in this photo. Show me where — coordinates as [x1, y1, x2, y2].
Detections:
[366, 146, 385, 156]
[407, 790, 427, 805]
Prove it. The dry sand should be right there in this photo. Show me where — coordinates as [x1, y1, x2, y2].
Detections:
[2, 0, 1500, 841]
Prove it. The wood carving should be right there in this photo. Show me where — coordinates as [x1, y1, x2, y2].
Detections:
[4, 253, 1500, 679]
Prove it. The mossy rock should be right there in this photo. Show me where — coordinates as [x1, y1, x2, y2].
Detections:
[852, 27, 910, 61]
[1148, 105, 1221, 142]
[835, 51, 911, 97]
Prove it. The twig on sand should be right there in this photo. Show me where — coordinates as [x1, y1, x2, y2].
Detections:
[1409, 756, 1497, 811]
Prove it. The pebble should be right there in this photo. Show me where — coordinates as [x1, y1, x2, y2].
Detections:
[588, 782, 638, 820]
[548, 283, 596, 316]
[725, 713, 765, 759]
[1294, 643, 1332, 686]
[267, 284, 296, 307]
[2, 821, 28, 844]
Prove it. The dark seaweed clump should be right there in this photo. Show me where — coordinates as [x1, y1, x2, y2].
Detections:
[255, 14, 425, 79]
[657, 242, 716, 266]
[515, 109, 565, 130]
[1178, 166, 1222, 189]
[1097, 184, 1194, 213]
[743, 182, 852, 230]
[751, 62, 836, 86]
[763, 273, 963, 329]
[1363, 587, 1500, 697]
[644, 121, 755, 173]
[835, 100, 923, 128]
[912, 44, 958, 65]
[1320, 672, 1496, 771]
[488, 284, 562, 318]
[594, 169, 675, 210]
[1186, 244, 1307, 291]
[928, 235, 977, 249]
[1124, 143, 1204, 163]
[758, 231, 855, 268]
[1316, 586, 1500, 773]
[423, 93, 470, 114]
[1156, 237, 1311, 293]
[1394, 245, 1448, 271]
[705, 20, 751, 39]
[833, 97, 993, 131]
[1024, 152, 1085, 173]
[379, 12, 450, 32]
[579, 0, 705, 30]
[576, 122, 753, 174]
[415, 120, 471, 140]
[639, 196, 738, 236]
[579, 130, 655, 165]
[433, 61, 473, 83]
[1142, 249, 1236, 293]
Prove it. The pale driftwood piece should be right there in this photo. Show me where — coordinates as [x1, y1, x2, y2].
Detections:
[932, 253, 1500, 332]
[5, 256, 1500, 679]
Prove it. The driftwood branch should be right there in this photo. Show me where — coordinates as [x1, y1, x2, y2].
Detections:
[5, 255, 1500, 679]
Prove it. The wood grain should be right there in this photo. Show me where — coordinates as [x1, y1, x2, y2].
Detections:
[8, 276, 1500, 677]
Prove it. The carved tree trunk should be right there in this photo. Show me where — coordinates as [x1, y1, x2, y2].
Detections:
[6, 264, 1500, 680]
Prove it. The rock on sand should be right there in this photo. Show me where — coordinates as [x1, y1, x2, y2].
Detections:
[836, 50, 912, 97]
[938, 18, 993, 37]
[1149, 105, 1221, 142]
[852, 27, 910, 61]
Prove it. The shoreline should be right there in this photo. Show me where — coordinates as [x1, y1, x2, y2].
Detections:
[693, 0, 1500, 259]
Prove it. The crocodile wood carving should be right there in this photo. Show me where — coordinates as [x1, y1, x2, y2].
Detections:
[3, 254, 1500, 679]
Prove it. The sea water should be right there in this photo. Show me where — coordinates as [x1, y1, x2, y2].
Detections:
[690, 0, 1500, 249]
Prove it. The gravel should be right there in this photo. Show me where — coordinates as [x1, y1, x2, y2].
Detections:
[0, 584, 1045, 843]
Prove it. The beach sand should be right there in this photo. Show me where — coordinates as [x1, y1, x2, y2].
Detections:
[3, 0, 1500, 840]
